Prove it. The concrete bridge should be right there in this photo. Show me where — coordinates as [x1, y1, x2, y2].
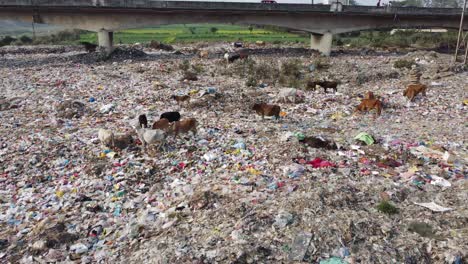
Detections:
[0, 0, 465, 55]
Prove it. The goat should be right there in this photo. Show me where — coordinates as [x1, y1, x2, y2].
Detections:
[98, 128, 115, 148]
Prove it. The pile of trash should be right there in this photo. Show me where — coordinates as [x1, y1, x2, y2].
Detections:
[0, 43, 466, 263]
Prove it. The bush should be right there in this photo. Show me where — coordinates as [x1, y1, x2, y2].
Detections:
[0, 36, 16, 46]
[179, 60, 191, 72]
[376, 201, 399, 215]
[245, 76, 258, 87]
[19, 35, 33, 44]
[281, 59, 302, 79]
[393, 59, 415, 69]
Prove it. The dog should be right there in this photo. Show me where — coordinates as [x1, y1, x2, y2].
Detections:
[403, 84, 427, 102]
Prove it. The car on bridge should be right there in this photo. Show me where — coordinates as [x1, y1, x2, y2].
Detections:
[261, 0, 277, 3]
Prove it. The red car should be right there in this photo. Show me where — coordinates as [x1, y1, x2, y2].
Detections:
[261, 0, 277, 3]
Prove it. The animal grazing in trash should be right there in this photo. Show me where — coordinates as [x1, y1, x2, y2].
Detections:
[80, 42, 97, 53]
[172, 118, 197, 138]
[152, 118, 171, 131]
[98, 128, 115, 148]
[224, 50, 248, 63]
[277, 88, 304, 103]
[252, 103, 281, 120]
[299, 136, 337, 150]
[233, 41, 243, 48]
[138, 114, 148, 128]
[171, 95, 190, 104]
[160, 111, 181, 122]
[355, 98, 383, 116]
[134, 126, 167, 151]
[403, 84, 427, 102]
[307, 80, 338, 93]
[364, 91, 376, 99]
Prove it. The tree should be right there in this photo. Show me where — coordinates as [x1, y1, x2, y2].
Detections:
[425, 0, 459, 7]
[248, 25, 253, 34]
[210, 27, 218, 34]
[188, 27, 196, 34]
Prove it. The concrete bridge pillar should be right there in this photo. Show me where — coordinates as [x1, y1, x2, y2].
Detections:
[310, 32, 333, 56]
[98, 30, 114, 54]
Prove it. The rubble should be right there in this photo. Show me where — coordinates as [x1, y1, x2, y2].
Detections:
[0, 43, 467, 263]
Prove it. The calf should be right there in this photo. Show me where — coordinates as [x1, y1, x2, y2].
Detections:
[403, 84, 427, 102]
[172, 118, 197, 138]
[307, 80, 338, 93]
[160, 111, 181, 122]
[252, 103, 281, 120]
[152, 118, 171, 131]
[355, 98, 383, 116]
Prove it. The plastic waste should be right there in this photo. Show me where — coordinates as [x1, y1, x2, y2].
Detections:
[354, 132, 375, 145]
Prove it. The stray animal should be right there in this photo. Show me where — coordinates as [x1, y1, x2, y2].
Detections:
[80, 42, 97, 53]
[277, 88, 304, 104]
[233, 41, 243, 48]
[403, 84, 427, 102]
[138, 114, 148, 128]
[134, 127, 166, 151]
[160, 111, 181, 122]
[364, 91, 376, 99]
[152, 118, 171, 131]
[98, 128, 115, 148]
[307, 80, 338, 93]
[252, 103, 281, 120]
[171, 95, 190, 104]
[172, 118, 197, 138]
[224, 50, 248, 63]
[299, 136, 337, 150]
[355, 98, 383, 116]
[198, 50, 209, 58]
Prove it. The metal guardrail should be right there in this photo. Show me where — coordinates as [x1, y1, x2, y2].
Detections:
[0, 0, 462, 15]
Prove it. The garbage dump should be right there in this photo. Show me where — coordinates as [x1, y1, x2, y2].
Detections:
[0, 43, 467, 263]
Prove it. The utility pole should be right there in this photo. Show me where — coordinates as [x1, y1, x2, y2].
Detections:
[31, 22, 36, 40]
[454, 0, 467, 62]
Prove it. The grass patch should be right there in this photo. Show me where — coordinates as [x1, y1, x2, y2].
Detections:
[79, 24, 308, 45]
[376, 201, 399, 215]
[393, 59, 415, 69]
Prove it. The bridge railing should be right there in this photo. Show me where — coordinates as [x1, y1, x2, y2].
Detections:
[0, 0, 462, 16]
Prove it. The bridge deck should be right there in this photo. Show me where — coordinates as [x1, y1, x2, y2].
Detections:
[0, 0, 462, 17]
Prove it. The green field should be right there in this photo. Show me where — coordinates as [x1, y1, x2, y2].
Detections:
[79, 24, 309, 44]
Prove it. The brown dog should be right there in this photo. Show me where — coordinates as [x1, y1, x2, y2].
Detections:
[356, 99, 383, 116]
[403, 84, 427, 102]
[252, 103, 281, 120]
[172, 118, 197, 138]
